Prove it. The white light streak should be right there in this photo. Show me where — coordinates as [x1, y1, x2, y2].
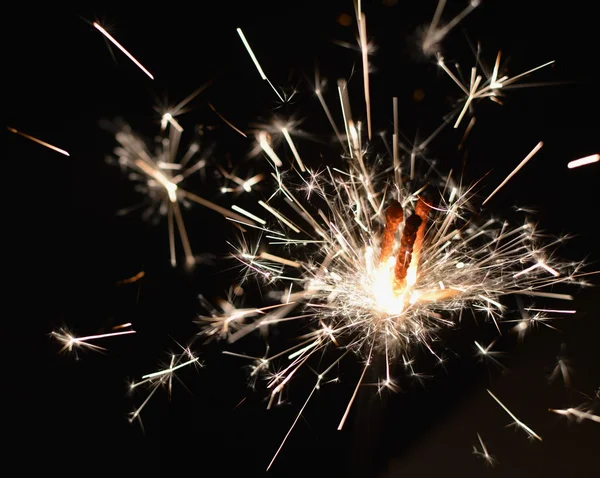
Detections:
[93, 22, 154, 79]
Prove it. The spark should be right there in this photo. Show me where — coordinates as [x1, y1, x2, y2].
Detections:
[422, 0, 481, 55]
[93, 22, 154, 79]
[82, 4, 592, 468]
[51, 326, 136, 354]
[482, 141, 544, 205]
[208, 102, 247, 138]
[549, 406, 600, 424]
[128, 347, 203, 423]
[116, 271, 145, 285]
[191, 23, 589, 462]
[357, 11, 372, 140]
[237, 28, 284, 103]
[438, 50, 555, 128]
[487, 389, 542, 441]
[281, 128, 306, 172]
[549, 343, 572, 387]
[7, 127, 70, 156]
[472, 433, 496, 466]
[108, 113, 252, 267]
[567, 153, 599, 169]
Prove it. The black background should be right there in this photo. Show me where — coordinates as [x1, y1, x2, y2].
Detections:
[8, 1, 599, 477]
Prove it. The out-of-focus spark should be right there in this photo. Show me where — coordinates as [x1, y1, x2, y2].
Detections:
[116, 271, 145, 285]
[259, 252, 301, 268]
[7, 127, 70, 156]
[475, 340, 507, 371]
[315, 83, 347, 152]
[93, 22, 154, 79]
[422, 0, 480, 55]
[358, 12, 372, 140]
[258, 132, 283, 167]
[208, 102, 247, 138]
[567, 153, 599, 169]
[237, 28, 284, 102]
[487, 389, 542, 441]
[482, 141, 543, 206]
[549, 343, 572, 387]
[458, 116, 476, 151]
[549, 407, 600, 423]
[338, 346, 373, 430]
[472, 433, 496, 466]
[281, 128, 306, 172]
[110, 112, 254, 266]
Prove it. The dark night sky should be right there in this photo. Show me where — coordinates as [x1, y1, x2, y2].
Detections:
[8, 2, 599, 477]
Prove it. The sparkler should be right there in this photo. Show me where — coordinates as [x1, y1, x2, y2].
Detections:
[34, 2, 596, 473]
[188, 3, 592, 469]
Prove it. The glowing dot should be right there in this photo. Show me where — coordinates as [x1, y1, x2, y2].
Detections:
[412, 88, 425, 102]
[337, 13, 352, 26]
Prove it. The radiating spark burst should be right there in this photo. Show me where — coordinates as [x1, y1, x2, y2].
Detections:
[488, 389, 542, 441]
[437, 49, 555, 128]
[51, 324, 136, 355]
[192, 4, 591, 469]
[549, 406, 600, 424]
[106, 109, 252, 267]
[472, 433, 496, 466]
[128, 346, 203, 426]
[421, 0, 481, 56]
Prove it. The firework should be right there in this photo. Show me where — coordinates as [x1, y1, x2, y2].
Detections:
[190, 3, 593, 469]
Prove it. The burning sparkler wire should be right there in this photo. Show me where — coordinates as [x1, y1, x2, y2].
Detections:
[184, 2, 594, 469]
